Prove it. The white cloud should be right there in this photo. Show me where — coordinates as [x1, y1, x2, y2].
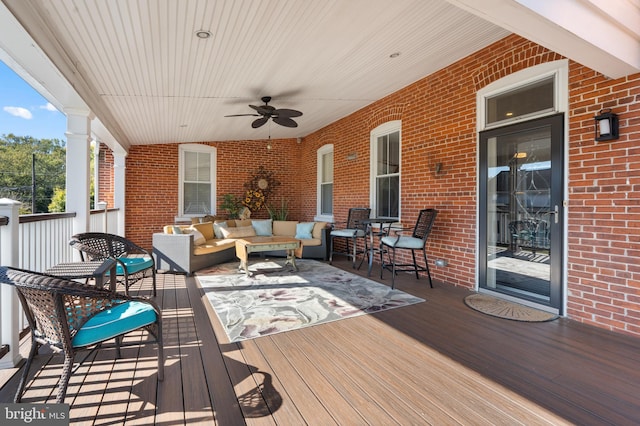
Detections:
[3, 106, 32, 119]
[41, 102, 58, 112]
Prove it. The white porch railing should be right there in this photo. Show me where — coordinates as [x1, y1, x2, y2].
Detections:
[0, 203, 120, 368]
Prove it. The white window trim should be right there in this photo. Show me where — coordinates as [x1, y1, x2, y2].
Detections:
[477, 59, 568, 132]
[315, 143, 334, 222]
[177, 143, 217, 221]
[370, 120, 401, 220]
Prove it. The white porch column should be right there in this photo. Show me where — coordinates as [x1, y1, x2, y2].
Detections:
[0, 198, 22, 368]
[65, 109, 92, 239]
[113, 152, 127, 236]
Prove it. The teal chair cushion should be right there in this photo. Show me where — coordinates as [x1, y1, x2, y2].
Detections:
[381, 235, 424, 249]
[72, 301, 157, 347]
[109, 257, 153, 275]
[331, 229, 365, 238]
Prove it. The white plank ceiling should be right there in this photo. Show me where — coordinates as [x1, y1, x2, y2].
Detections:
[1, 0, 509, 147]
[2, 0, 637, 148]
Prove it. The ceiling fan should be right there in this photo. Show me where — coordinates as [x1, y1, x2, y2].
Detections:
[225, 96, 303, 128]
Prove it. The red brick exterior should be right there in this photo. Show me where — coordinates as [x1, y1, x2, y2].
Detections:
[118, 34, 640, 337]
[97, 143, 114, 207]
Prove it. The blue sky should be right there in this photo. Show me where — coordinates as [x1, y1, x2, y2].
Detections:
[0, 60, 67, 141]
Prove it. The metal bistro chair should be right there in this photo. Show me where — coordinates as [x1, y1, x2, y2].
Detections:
[329, 207, 371, 269]
[0, 267, 164, 404]
[380, 208, 438, 289]
[70, 232, 156, 296]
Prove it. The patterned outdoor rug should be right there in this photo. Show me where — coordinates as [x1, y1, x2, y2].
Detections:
[196, 259, 425, 343]
[464, 293, 558, 322]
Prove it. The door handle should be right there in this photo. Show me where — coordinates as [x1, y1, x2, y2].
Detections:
[550, 205, 559, 224]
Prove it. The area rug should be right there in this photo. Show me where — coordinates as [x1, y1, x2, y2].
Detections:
[464, 293, 558, 322]
[196, 259, 425, 343]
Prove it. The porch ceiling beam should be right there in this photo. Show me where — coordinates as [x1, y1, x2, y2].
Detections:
[448, 0, 640, 79]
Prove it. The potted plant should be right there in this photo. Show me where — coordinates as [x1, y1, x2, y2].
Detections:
[266, 198, 289, 221]
[219, 193, 242, 219]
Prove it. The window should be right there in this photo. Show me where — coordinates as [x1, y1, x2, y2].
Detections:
[316, 144, 333, 221]
[486, 76, 554, 126]
[370, 121, 400, 219]
[478, 60, 568, 131]
[179, 144, 216, 218]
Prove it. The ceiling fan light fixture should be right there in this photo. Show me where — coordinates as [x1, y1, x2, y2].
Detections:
[195, 30, 212, 39]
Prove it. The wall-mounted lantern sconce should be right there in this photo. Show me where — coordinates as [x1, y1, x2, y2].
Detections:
[595, 108, 619, 141]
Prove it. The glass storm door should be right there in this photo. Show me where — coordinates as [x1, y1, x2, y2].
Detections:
[479, 114, 563, 312]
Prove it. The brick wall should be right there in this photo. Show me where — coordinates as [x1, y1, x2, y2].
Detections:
[97, 143, 114, 207]
[123, 34, 640, 336]
[125, 139, 303, 248]
[567, 65, 640, 334]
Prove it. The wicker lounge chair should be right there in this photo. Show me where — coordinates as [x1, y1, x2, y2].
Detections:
[70, 232, 156, 296]
[0, 267, 164, 403]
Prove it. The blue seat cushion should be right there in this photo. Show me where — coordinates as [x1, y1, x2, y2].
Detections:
[107, 257, 153, 276]
[331, 229, 365, 238]
[381, 235, 424, 249]
[72, 301, 157, 348]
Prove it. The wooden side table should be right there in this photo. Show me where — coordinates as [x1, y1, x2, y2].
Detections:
[45, 259, 118, 292]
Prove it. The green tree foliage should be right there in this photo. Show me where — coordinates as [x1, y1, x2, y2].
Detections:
[0, 134, 66, 214]
[48, 187, 66, 212]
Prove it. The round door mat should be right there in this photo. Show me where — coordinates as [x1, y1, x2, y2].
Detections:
[464, 293, 558, 322]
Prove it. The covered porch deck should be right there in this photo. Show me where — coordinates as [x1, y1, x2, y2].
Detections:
[1, 258, 639, 425]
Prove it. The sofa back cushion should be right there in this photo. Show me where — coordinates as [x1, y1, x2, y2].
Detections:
[220, 225, 257, 239]
[190, 222, 215, 241]
[312, 222, 328, 239]
[252, 219, 273, 236]
[213, 221, 228, 238]
[273, 221, 298, 237]
[187, 227, 207, 245]
[295, 222, 315, 239]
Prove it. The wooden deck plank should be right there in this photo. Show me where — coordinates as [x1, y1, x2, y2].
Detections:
[234, 338, 306, 425]
[154, 271, 187, 425]
[175, 274, 217, 424]
[187, 272, 251, 425]
[247, 336, 339, 424]
[2, 259, 640, 425]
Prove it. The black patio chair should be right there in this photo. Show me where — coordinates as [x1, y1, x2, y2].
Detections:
[70, 232, 156, 296]
[380, 208, 438, 289]
[329, 207, 371, 269]
[0, 266, 164, 404]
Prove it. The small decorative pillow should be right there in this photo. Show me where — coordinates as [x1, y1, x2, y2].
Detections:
[295, 222, 315, 239]
[213, 221, 228, 239]
[252, 219, 273, 236]
[171, 225, 183, 234]
[187, 227, 206, 245]
[220, 225, 257, 239]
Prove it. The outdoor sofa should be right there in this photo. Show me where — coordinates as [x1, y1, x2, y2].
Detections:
[152, 219, 330, 275]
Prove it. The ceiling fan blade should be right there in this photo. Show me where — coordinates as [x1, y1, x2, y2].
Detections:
[252, 116, 270, 128]
[225, 113, 260, 117]
[272, 116, 298, 128]
[250, 104, 275, 115]
[274, 108, 303, 118]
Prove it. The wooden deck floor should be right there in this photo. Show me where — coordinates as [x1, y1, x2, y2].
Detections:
[2, 258, 640, 425]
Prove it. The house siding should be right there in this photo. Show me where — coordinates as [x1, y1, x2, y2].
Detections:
[122, 34, 640, 337]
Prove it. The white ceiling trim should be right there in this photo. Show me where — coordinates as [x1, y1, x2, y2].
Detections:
[448, 0, 640, 79]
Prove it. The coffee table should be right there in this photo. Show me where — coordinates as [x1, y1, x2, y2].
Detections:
[235, 236, 302, 276]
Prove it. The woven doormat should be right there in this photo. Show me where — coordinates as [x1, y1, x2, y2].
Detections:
[464, 293, 558, 322]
